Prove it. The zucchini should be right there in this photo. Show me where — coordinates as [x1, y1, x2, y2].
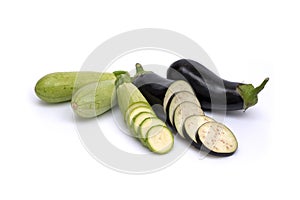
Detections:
[146, 125, 174, 154]
[183, 115, 214, 143]
[71, 80, 116, 118]
[168, 91, 200, 125]
[131, 112, 155, 135]
[116, 73, 174, 154]
[173, 101, 204, 138]
[196, 122, 238, 156]
[138, 117, 166, 144]
[35, 72, 118, 103]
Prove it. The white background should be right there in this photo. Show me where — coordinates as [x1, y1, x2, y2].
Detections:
[0, 0, 298, 199]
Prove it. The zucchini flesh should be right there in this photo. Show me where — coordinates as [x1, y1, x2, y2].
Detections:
[139, 117, 166, 144]
[168, 91, 200, 125]
[183, 115, 214, 143]
[163, 80, 194, 114]
[146, 125, 174, 154]
[173, 101, 204, 138]
[127, 106, 155, 127]
[125, 102, 151, 124]
[196, 122, 238, 155]
[132, 112, 156, 136]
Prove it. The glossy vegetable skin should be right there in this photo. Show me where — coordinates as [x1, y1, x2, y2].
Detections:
[167, 59, 269, 111]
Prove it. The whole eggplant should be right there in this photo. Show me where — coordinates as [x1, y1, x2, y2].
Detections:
[167, 59, 269, 111]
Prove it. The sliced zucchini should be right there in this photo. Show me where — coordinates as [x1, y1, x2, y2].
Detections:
[183, 115, 214, 143]
[127, 106, 155, 127]
[163, 80, 194, 114]
[173, 101, 204, 138]
[146, 125, 174, 154]
[131, 112, 156, 136]
[138, 117, 166, 145]
[168, 91, 200, 125]
[124, 102, 151, 124]
[196, 122, 238, 155]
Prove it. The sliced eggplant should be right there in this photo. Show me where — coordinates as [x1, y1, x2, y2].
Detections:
[138, 117, 166, 145]
[173, 101, 204, 138]
[146, 125, 174, 154]
[196, 122, 238, 156]
[163, 80, 194, 114]
[132, 112, 156, 136]
[127, 106, 154, 127]
[168, 91, 200, 125]
[183, 115, 215, 143]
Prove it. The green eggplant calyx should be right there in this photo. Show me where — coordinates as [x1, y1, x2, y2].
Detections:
[237, 77, 269, 111]
[135, 63, 151, 76]
[115, 73, 132, 88]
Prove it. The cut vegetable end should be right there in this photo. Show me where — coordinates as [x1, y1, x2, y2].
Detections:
[196, 122, 238, 155]
[139, 117, 166, 143]
[183, 115, 214, 143]
[163, 80, 194, 113]
[168, 91, 200, 125]
[173, 101, 204, 138]
[146, 126, 174, 154]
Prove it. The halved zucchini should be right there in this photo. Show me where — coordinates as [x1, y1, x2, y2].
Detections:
[173, 101, 204, 138]
[138, 117, 166, 145]
[196, 122, 238, 156]
[163, 80, 194, 114]
[168, 91, 200, 125]
[146, 125, 174, 154]
[127, 106, 155, 127]
[131, 112, 156, 136]
[183, 115, 214, 143]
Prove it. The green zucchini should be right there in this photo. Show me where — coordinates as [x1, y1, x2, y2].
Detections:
[71, 80, 116, 118]
[138, 117, 166, 145]
[146, 125, 174, 154]
[116, 73, 174, 154]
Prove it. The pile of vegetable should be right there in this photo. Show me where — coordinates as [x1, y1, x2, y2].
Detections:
[35, 59, 269, 156]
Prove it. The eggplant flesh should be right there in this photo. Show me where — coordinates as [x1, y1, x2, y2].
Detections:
[167, 59, 269, 111]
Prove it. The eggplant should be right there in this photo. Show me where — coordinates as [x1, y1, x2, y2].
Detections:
[167, 59, 269, 111]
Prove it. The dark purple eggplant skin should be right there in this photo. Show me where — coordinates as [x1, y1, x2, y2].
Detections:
[167, 59, 269, 111]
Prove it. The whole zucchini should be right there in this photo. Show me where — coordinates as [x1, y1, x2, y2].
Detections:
[167, 59, 269, 111]
[35, 71, 126, 103]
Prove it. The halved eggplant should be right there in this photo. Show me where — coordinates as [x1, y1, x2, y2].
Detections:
[168, 91, 200, 125]
[139, 117, 166, 145]
[173, 101, 204, 138]
[146, 125, 174, 154]
[183, 115, 215, 143]
[196, 122, 238, 156]
[132, 112, 156, 135]
[163, 80, 195, 114]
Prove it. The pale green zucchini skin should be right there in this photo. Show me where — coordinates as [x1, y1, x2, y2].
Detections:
[35, 72, 116, 103]
[71, 80, 117, 118]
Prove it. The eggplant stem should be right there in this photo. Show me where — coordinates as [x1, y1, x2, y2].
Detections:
[253, 77, 269, 95]
[135, 63, 147, 74]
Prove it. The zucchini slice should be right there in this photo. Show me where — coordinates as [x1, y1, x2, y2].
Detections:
[139, 117, 166, 144]
[163, 80, 194, 114]
[168, 91, 200, 125]
[127, 106, 155, 127]
[173, 101, 204, 138]
[146, 125, 174, 154]
[183, 115, 214, 143]
[124, 102, 151, 124]
[132, 112, 156, 136]
[196, 122, 238, 155]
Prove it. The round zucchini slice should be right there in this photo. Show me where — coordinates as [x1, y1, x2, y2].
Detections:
[163, 80, 194, 114]
[138, 117, 166, 145]
[146, 125, 174, 154]
[183, 115, 214, 143]
[173, 101, 204, 138]
[168, 91, 200, 125]
[196, 122, 238, 155]
[132, 112, 156, 136]
[127, 106, 155, 127]
[124, 102, 151, 123]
